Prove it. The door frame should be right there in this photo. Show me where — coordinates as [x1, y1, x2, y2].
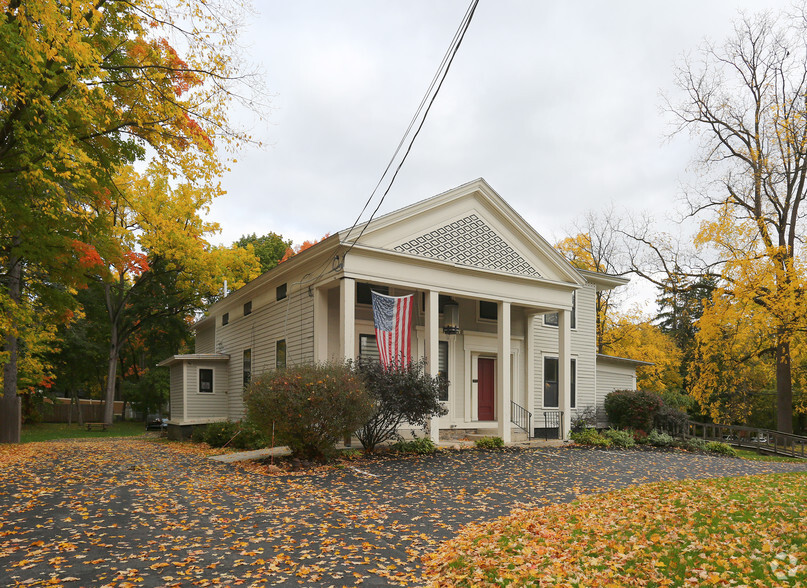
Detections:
[465, 333, 523, 423]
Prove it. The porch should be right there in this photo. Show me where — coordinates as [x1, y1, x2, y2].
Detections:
[312, 274, 576, 442]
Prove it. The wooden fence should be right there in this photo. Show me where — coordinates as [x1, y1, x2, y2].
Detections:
[679, 420, 807, 459]
[41, 400, 123, 423]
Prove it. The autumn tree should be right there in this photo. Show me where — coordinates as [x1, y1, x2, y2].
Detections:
[0, 1, 262, 441]
[84, 166, 259, 426]
[556, 208, 627, 353]
[670, 6, 807, 432]
[235, 233, 292, 275]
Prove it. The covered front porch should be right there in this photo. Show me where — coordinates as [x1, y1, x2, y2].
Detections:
[312, 270, 577, 442]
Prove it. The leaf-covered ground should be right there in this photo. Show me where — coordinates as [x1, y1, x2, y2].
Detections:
[1, 441, 805, 587]
[423, 471, 807, 587]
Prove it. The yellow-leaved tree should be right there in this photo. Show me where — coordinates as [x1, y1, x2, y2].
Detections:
[670, 6, 807, 432]
[0, 0, 264, 441]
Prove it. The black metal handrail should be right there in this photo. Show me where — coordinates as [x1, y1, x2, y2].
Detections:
[542, 410, 564, 441]
[681, 420, 807, 459]
[510, 400, 532, 440]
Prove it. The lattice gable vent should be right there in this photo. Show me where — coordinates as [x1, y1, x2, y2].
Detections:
[393, 214, 540, 276]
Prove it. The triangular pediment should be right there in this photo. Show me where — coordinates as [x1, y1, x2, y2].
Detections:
[393, 213, 541, 276]
[341, 179, 585, 285]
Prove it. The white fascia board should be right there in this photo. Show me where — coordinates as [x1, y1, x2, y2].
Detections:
[343, 244, 577, 311]
[578, 269, 630, 291]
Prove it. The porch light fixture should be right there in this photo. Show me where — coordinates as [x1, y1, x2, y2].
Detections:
[442, 299, 460, 335]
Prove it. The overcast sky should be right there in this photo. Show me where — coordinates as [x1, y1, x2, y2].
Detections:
[206, 0, 793, 304]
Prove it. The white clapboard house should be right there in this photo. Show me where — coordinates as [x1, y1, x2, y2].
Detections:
[159, 179, 647, 441]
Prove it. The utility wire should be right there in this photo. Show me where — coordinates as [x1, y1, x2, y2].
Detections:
[340, 0, 480, 254]
[277, 0, 479, 320]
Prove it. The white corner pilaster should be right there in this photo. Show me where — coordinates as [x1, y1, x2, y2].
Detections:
[425, 290, 440, 443]
[313, 286, 328, 362]
[558, 309, 572, 439]
[340, 278, 355, 362]
[525, 312, 537, 427]
[497, 301, 511, 442]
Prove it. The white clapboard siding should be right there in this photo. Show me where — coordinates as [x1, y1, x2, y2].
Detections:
[184, 362, 228, 420]
[195, 324, 215, 354]
[208, 276, 314, 420]
[170, 364, 184, 421]
[532, 283, 597, 419]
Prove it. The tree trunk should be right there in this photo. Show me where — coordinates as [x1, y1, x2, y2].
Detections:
[1, 241, 22, 444]
[775, 334, 793, 434]
[103, 320, 119, 427]
[103, 342, 118, 426]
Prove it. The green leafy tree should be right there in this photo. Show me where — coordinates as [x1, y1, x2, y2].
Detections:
[235, 233, 292, 274]
[0, 0, 263, 441]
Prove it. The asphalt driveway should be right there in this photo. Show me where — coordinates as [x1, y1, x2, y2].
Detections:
[1, 439, 805, 587]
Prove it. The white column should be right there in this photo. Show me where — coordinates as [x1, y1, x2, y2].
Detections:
[425, 290, 440, 443]
[497, 301, 511, 442]
[340, 278, 355, 361]
[313, 286, 328, 362]
[525, 312, 537, 427]
[558, 309, 571, 439]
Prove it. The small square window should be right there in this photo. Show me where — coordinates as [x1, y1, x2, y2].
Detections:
[276, 283, 287, 301]
[479, 301, 498, 321]
[419, 293, 452, 314]
[222, 313, 229, 326]
[545, 292, 576, 328]
[357, 282, 389, 305]
[243, 301, 252, 316]
[199, 369, 214, 394]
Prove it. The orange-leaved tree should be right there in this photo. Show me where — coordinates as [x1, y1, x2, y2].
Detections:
[82, 166, 259, 426]
[0, 0, 263, 441]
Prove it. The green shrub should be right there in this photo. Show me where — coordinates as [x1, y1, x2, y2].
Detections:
[193, 420, 270, 450]
[474, 436, 504, 449]
[647, 429, 675, 447]
[604, 390, 663, 432]
[570, 407, 597, 433]
[194, 420, 236, 446]
[685, 437, 707, 451]
[392, 436, 437, 454]
[353, 358, 447, 453]
[603, 428, 636, 448]
[245, 362, 374, 460]
[570, 428, 611, 447]
[705, 441, 738, 457]
[659, 389, 696, 412]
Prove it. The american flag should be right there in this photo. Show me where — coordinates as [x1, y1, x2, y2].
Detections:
[371, 291, 413, 368]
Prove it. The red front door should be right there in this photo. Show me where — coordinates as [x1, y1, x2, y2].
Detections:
[478, 357, 495, 421]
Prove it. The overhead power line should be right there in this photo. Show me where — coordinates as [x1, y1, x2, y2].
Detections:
[340, 0, 480, 257]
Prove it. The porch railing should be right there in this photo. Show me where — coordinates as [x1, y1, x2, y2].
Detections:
[510, 400, 532, 440]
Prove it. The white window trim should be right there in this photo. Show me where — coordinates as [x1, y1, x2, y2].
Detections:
[540, 354, 578, 409]
[198, 367, 214, 395]
[541, 293, 577, 331]
[476, 300, 498, 324]
[275, 338, 287, 369]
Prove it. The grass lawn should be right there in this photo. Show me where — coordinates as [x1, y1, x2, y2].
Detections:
[21, 421, 149, 443]
[735, 448, 807, 463]
[423, 471, 807, 587]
